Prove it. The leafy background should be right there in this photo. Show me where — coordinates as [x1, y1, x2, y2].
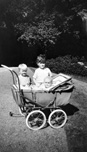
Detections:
[0, 0, 87, 70]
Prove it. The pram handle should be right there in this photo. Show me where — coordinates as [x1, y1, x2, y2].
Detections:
[1, 64, 20, 89]
[1, 64, 13, 71]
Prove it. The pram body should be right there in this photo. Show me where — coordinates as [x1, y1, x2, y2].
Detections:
[1, 65, 74, 131]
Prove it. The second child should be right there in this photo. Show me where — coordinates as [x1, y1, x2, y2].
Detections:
[33, 54, 52, 87]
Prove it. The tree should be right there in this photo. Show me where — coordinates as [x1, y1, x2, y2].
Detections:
[1, 0, 87, 60]
[14, 11, 61, 53]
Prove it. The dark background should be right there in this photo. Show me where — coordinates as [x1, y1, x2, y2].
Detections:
[0, 0, 87, 66]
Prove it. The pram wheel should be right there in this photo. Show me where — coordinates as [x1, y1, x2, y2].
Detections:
[26, 110, 46, 131]
[48, 109, 67, 129]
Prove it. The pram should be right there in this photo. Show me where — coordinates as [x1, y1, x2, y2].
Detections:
[1, 65, 74, 131]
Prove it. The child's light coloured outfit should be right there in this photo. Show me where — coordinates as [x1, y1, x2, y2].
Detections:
[33, 67, 52, 86]
[18, 74, 30, 87]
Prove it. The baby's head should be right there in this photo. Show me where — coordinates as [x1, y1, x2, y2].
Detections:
[18, 64, 28, 76]
[36, 54, 46, 69]
[44, 76, 53, 88]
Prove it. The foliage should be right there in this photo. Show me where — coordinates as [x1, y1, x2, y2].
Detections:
[46, 55, 87, 76]
[4, 0, 87, 55]
[1, 0, 87, 62]
[15, 12, 61, 49]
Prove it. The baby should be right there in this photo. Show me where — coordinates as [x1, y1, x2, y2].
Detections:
[44, 76, 53, 89]
[17, 64, 31, 88]
[35, 76, 53, 90]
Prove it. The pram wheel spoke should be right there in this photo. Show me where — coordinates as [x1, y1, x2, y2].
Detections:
[48, 109, 67, 129]
[26, 110, 46, 131]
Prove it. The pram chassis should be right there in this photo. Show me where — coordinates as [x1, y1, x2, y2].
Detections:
[1, 65, 73, 131]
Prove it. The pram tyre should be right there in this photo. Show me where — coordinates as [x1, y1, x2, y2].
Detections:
[26, 110, 46, 131]
[48, 109, 67, 129]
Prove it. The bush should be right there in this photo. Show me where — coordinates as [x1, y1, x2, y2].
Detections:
[46, 55, 87, 76]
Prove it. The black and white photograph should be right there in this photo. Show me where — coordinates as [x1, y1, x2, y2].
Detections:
[0, 0, 87, 152]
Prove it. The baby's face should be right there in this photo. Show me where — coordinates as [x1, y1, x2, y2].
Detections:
[44, 78, 52, 88]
